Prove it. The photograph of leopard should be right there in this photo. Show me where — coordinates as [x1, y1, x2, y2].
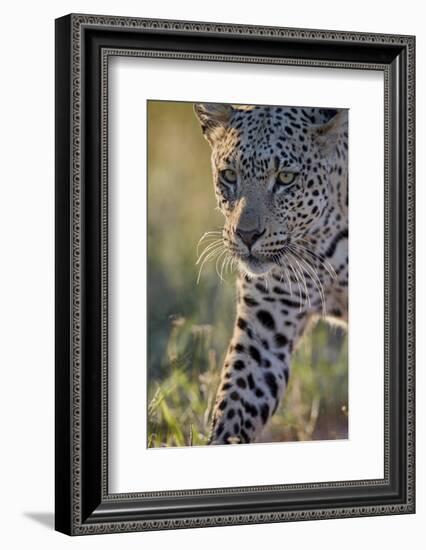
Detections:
[147, 100, 348, 447]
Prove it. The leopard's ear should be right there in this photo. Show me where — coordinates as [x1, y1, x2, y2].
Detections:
[194, 103, 232, 145]
[311, 110, 348, 156]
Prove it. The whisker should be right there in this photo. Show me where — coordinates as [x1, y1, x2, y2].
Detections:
[299, 253, 327, 315]
[226, 255, 236, 276]
[272, 253, 292, 296]
[196, 240, 223, 265]
[288, 245, 327, 315]
[197, 237, 222, 249]
[287, 251, 311, 308]
[231, 256, 238, 273]
[277, 250, 295, 296]
[196, 236, 222, 254]
[237, 262, 253, 281]
[219, 252, 231, 282]
[197, 233, 222, 245]
[198, 230, 222, 240]
[293, 242, 337, 282]
[196, 237, 223, 258]
[197, 230, 221, 243]
[223, 256, 231, 277]
[264, 275, 270, 292]
[196, 246, 225, 284]
[284, 253, 303, 309]
[293, 239, 337, 280]
[196, 230, 223, 255]
[215, 249, 228, 283]
[282, 264, 293, 296]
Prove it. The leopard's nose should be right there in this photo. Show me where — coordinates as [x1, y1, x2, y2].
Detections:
[236, 227, 266, 249]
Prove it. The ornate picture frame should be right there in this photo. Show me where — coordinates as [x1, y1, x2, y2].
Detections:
[55, 13, 415, 535]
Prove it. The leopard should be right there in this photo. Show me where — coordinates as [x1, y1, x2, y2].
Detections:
[194, 102, 348, 445]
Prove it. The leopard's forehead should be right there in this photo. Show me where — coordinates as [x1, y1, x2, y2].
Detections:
[230, 105, 336, 131]
[213, 105, 336, 174]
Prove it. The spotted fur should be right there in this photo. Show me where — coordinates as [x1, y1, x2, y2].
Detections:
[194, 103, 348, 444]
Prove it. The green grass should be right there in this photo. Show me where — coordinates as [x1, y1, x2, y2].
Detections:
[147, 313, 348, 447]
[147, 100, 348, 447]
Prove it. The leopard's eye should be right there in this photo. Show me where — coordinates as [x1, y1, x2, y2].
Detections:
[221, 168, 238, 184]
[276, 171, 297, 187]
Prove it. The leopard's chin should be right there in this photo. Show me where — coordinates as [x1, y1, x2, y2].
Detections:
[238, 254, 275, 277]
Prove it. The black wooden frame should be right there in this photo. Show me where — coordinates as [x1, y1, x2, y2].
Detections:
[55, 13, 415, 535]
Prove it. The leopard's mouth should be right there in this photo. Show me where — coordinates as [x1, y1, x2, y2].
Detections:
[237, 253, 276, 276]
[231, 238, 291, 276]
[237, 243, 293, 276]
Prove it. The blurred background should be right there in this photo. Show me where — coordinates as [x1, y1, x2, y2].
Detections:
[147, 100, 348, 447]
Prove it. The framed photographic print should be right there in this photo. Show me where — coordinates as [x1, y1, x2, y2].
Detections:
[55, 14, 415, 535]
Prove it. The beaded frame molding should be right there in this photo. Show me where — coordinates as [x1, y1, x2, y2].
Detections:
[55, 14, 415, 536]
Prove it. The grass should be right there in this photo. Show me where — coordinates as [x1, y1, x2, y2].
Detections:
[147, 100, 348, 447]
[147, 313, 348, 447]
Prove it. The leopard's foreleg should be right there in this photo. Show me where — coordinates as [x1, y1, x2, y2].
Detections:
[209, 277, 309, 444]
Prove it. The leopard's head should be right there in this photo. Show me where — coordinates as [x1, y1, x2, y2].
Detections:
[195, 103, 347, 277]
